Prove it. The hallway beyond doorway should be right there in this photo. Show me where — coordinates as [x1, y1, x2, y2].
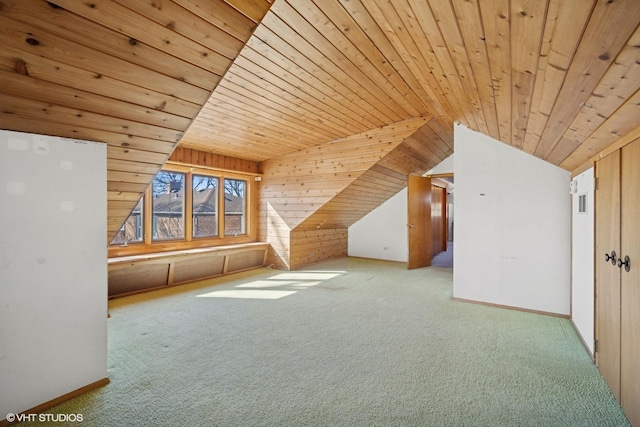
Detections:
[432, 241, 453, 268]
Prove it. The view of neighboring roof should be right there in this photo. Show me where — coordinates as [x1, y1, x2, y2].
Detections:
[150, 188, 244, 215]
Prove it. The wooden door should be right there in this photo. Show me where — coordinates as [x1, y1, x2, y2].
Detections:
[431, 184, 447, 256]
[620, 138, 640, 425]
[407, 175, 431, 269]
[595, 150, 621, 401]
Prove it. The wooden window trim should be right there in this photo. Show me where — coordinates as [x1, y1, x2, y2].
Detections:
[191, 174, 219, 240]
[150, 170, 186, 243]
[109, 164, 259, 258]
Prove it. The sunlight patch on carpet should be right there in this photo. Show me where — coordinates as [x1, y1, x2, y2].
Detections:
[195, 270, 343, 300]
[269, 272, 344, 281]
[236, 280, 323, 289]
[235, 280, 300, 288]
[197, 290, 297, 299]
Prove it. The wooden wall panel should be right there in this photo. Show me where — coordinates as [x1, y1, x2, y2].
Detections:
[108, 264, 169, 296]
[173, 256, 225, 284]
[289, 229, 348, 270]
[168, 147, 260, 174]
[226, 249, 268, 273]
[108, 243, 268, 296]
[258, 117, 429, 223]
[258, 117, 433, 269]
[258, 117, 453, 270]
[261, 204, 291, 270]
[293, 118, 452, 232]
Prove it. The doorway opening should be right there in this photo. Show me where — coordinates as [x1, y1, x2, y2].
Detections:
[430, 175, 453, 268]
[407, 173, 454, 270]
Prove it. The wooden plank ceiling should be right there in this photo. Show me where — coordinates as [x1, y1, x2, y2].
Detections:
[0, 0, 273, 241]
[182, 0, 640, 173]
[2, 0, 640, 242]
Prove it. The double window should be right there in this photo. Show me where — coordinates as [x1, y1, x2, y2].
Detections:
[110, 168, 250, 250]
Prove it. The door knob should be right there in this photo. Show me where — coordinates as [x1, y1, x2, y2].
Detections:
[618, 255, 631, 272]
[605, 251, 617, 265]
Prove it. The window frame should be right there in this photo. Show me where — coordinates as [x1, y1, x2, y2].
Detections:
[109, 164, 258, 257]
[223, 177, 248, 237]
[192, 174, 220, 239]
[109, 197, 144, 246]
[151, 170, 186, 242]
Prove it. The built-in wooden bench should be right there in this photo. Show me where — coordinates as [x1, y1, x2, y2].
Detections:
[107, 242, 269, 298]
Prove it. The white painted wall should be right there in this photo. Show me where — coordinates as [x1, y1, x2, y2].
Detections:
[427, 153, 454, 175]
[453, 124, 571, 315]
[571, 168, 595, 354]
[0, 130, 108, 417]
[348, 188, 408, 262]
[347, 155, 454, 262]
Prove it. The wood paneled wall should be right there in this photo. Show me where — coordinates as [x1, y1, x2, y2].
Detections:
[290, 229, 347, 270]
[258, 117, 432, 269]
[168, 147, 260, 174]
[259, 116, 453, 269]
[258, 116, 430, 226]
[263, 199, 291, 269]
[294, 117, 453, 231]
[0, 0, 273, 243]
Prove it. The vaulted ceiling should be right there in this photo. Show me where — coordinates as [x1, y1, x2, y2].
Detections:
[1, 0, 639, 240]
[182, 0, 640, 172]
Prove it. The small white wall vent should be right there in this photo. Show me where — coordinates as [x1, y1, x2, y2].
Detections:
[578, 193, 588, 214]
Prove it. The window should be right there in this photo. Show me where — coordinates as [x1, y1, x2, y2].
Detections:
[109, 167, 255, 253]
[152, 171, 185, 241]
[110, 198, 143, 245]
[224, 178, 246, 236]
[193, 175, 218, 238]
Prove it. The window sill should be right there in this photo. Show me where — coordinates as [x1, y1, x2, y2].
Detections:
[108, 235, 254, 258]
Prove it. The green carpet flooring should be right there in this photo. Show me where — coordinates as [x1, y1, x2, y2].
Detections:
[22, 257, 629, 426]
